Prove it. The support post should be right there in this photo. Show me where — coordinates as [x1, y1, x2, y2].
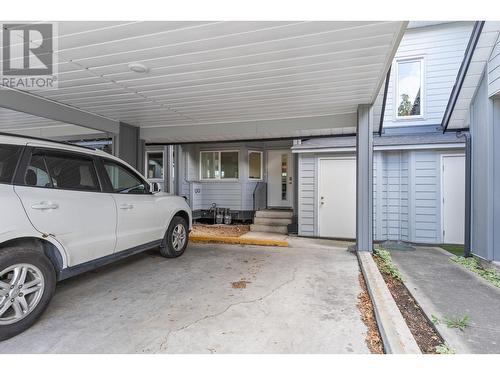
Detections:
[356, 104, 374, 252]
[165, 145, 175, 194]
[112, 122, 141, 170]
[174, 144, 182, 196]
[457, 131, 472, 257]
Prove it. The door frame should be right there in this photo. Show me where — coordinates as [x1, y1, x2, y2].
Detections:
[440, 153, 466, 243]
[267, 149, 294, 208]
[317, 155, 356, 238]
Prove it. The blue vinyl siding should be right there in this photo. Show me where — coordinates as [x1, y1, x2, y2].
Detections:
[373, 22, 474, 128]
[298, 154, 316, 236]
[297, 149, 463, 244]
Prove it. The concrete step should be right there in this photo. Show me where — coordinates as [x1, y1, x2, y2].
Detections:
[250, 224, 288, 234]
[254, 217, 292, 226]
[255, 210, 293, 219]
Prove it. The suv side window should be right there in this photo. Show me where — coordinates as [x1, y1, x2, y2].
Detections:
[25, 153, 52, 188]
[24, 150, 101, 192]
[102, 159, 149, 194]
[0, 144, 22, 184]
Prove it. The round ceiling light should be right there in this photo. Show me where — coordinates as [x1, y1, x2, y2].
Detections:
[128, 63, 149, 74]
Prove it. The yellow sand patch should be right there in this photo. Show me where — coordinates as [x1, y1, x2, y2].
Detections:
[189, 235, 288, 247]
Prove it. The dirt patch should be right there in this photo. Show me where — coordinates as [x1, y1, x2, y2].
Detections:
[231, 279, 252, 289]
[357, 273, 384, 354]
[373, 255, 444, 354]
[191, 224, 250, 238]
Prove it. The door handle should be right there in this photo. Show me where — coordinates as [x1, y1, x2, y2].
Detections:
[119, 203, 134, 210]
[31, 202, 59, 210]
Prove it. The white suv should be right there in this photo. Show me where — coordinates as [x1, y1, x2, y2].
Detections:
[0, 134, 192, 340]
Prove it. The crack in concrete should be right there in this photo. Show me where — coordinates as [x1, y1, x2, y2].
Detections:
[158, 267, 298, 352]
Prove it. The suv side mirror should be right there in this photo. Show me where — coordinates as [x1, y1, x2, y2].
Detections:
[151, 182, 161, 193]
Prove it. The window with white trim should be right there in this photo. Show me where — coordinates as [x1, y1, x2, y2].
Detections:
[395, 58, 424, 119]
[146, 151, 164, 180]
[248, 151, 263, 180]
[200, 151, 239, 180]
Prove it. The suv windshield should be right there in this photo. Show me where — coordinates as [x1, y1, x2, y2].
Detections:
[0, 144, 22, 184]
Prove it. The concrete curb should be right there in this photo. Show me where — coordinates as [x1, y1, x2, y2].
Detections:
[190, 235, 289, 247]
[357, 251, 421, 354]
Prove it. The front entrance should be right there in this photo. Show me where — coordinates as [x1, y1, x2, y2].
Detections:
[318, 157, 356, 239]
[267, 150, 293, 207]
[442, 154, 465, 244]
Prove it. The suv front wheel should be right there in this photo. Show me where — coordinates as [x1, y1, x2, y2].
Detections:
[159, 215, 189, 258]
[0, 247, 56, 341]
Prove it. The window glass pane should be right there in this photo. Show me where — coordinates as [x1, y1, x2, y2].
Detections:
[221, 151, 238, 179]
[281, 154, 288, 200]
[248, 152, 262, 179]
[201, 152, 219, 179]
[147, 152, 163, 179]
[104, 161, 147, 194]
[397, 60, 422, 117]
[25, 154, 52, 187]
[0, 144, 22, 184]
[45, 153, 100, 191]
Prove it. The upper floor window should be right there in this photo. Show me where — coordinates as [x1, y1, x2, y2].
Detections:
[200, 151, 239, 180]
[395, 58, 423, 119]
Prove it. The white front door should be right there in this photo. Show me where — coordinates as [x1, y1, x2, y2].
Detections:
[442, 155, 465, 244]
[318, 157, 356, 239]
[267, 150, 293, 207]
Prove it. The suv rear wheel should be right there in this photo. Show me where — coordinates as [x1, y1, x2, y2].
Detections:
[0, 247, 56, 341]
[160, 215, 189, 258]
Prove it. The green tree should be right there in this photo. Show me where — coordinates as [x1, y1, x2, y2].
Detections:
[398, 93, 412, 116]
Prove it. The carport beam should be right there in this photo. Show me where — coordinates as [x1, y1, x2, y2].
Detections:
[356, 105, 374, 252]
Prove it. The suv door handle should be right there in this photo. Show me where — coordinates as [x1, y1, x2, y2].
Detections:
[119, 203, 134, 210]
[31, 202, 59, 210]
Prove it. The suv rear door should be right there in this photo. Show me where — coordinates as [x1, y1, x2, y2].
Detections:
[14, 147, 117, 266]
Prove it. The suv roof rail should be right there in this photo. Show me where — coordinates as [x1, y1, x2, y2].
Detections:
[0, 131, 97, 151]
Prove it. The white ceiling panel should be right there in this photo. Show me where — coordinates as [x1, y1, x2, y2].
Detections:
[0, 21, 406, 142]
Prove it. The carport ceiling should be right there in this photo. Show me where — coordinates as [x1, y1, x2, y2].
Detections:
[0, 21, 406, 142]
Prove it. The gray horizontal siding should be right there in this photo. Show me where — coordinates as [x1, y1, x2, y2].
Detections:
[199, 182, 243, 210]
[298, 153, 316, 236]
[298, 149, 463, 244]
[176, 141, 292, 214]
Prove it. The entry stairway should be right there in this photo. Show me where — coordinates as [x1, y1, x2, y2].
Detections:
[250, 209, 293, 234]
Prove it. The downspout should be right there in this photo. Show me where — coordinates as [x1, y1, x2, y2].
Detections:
[457, 131, 472, 257]
[378, 66, 392, 136]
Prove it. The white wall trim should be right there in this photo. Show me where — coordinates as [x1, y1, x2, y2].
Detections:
[292, 143, 465, 154]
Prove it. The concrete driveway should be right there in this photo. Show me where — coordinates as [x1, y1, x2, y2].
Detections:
[0, 239, 369, 353]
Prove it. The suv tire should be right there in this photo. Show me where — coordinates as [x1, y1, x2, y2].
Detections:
[160, 216, 189, 258]
[0, 247, 56, 341]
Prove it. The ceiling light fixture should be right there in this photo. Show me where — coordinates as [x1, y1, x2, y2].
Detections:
[128, 63, 149, 74]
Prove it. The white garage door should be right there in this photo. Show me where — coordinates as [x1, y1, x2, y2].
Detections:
[318, 157, 356, 239]
[442, 155, 465, 244]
